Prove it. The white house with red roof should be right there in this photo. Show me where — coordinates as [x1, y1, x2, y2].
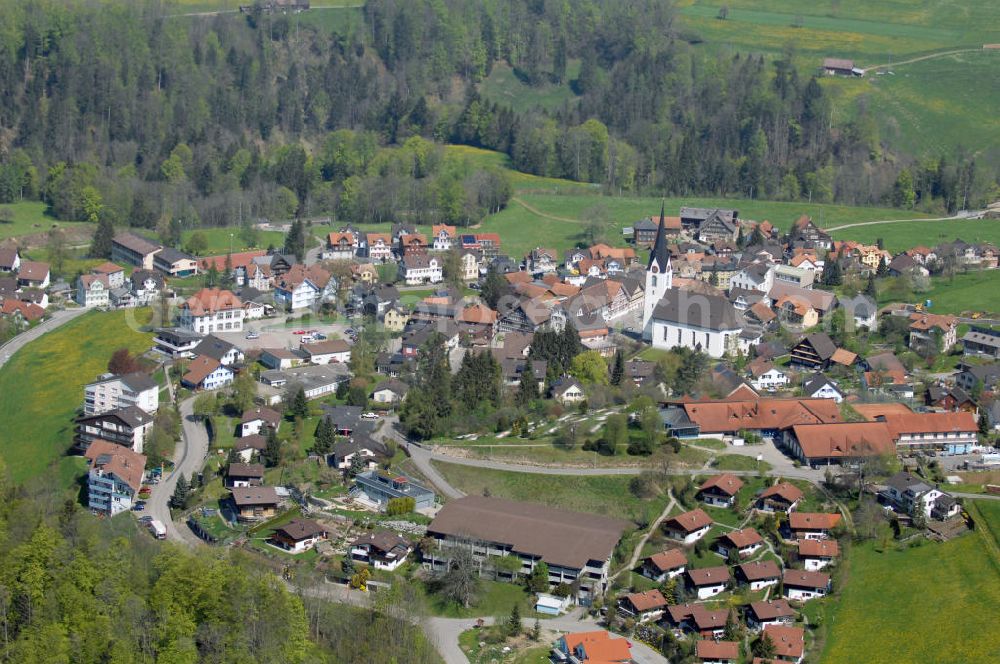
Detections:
[178, 287, 244, 333]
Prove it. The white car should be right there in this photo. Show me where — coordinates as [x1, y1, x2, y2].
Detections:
[361, 412, 378, 420]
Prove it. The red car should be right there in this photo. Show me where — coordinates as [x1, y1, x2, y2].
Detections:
[293, 329, 307, 335]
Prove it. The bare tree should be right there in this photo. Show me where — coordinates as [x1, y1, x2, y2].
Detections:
[433, 541, 482, 609]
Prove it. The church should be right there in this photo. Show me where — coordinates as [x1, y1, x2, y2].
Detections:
[642, 206, 743, 358]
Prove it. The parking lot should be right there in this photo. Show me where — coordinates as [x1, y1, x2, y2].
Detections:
[214, 319, 354, 352]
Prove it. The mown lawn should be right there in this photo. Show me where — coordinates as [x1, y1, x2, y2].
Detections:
[420, 578, 536, 619]
[831, 218, 1000, 253]
[180, 226, 285, 255]
[880, 270, 1000, 315]
[0, 309, 154, 486]
[822, 536, 1000, 663]
[431, 461, 668, 524]
[0, 200, 89, 242]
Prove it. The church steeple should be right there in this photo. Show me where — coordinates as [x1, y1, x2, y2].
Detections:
[648, 202, 671, 273]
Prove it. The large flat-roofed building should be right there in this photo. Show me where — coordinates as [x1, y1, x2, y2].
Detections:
[424, 496, 629, 603]
[352, 471, 436, 511]
[112, 232, 162, 270]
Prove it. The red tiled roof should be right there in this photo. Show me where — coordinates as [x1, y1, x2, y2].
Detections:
[737, 560, 780, 581]
[182, 356, 224, 386]
[0, 299, 44, 321]
[666, 508, 713, 533]
[199, 250, 267, 271]
[687, 566, 731, 586]
[624, 590, 667, 611]
[183, 288, 242, 315]
[763, 625, 805, 660]
[646, 548, 687, 573]
[788, 512, 841, 531]
[720, 527, 763, 549]
[696, 639, 739, 660]
[699, 473, 744, 497]
[17, 260, 49, 282]
[759, 482, 804, 504]
[797, 538, 839, 558]
[85, 439, 146, 493]
[791, 422, 896, 460]
[782, 568, 830, 589]
[91, 261, 125, 274]
[682, 397, 841, 434]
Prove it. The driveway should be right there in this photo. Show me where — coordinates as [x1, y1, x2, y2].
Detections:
[0, 307, 88, 370]
[146, 396, 210, 546]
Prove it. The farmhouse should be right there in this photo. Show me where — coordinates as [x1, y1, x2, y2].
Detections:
[698, 473, 744, 507]
[663, 508, 713, 544]
[424, 496, 629, 602]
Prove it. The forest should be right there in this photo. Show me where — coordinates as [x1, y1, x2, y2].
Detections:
[0, 0, 992, 247]
[0, 456, 440, 663]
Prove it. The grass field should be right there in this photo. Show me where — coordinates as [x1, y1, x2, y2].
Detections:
[831, 218, 1000, 252]
[181, 226, 286, 256]
[479, 61, 581, 112]
[677, 0, 1000, 60]
[882, 270, 1000, 315]
[0, 201, 88, 242]
[0, 309, 154, 486]
[431, 461, 668, 524]
[822, 536, 1000, 663]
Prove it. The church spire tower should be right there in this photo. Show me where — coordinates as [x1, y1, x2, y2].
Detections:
[642, 202, 673, 340]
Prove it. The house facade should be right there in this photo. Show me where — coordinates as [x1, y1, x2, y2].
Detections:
[85, 440, 146, 516]
[84, 373, 159, 416]
[178, 288, 244, 334]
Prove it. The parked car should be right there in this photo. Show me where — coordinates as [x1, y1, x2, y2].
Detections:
[293, 329, 307, 335]
[132, 501, 146, 512]
[137, 515, 153, 525]
[361, 412, 379, 420]
[313, 332, 327, 341]
[245, 330, 260, 340]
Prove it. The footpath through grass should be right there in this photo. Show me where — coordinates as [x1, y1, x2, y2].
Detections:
[0, 309, 153, 486]
[822, 535, 1000, 663]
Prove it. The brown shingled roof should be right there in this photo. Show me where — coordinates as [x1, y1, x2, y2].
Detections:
[699, 473, 743, 497]
[85, 439, 147, 493]
[687, 566, 731, 587]
[646, 548, 687, 573]
[696, 639, 739, 660]
[665, 508, 713, 534]
[737, 560, 781, 581]
[788, 512, 842, 531]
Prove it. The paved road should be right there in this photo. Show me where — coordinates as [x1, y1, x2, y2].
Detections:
[823, 211, 981, 233]
[0, 307, 88, 370]
[146, 396, 209, 546]
[953, 491, 1000, 501]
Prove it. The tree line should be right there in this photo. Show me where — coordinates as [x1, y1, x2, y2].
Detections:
[0, 0, 991, 247]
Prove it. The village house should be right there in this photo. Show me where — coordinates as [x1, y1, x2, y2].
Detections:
[801, 374, 844, 403]
[230, 486, 280, 523]
[787, 512, 841, 540]
[714, 528, 764, 559]
[619, 590, 668, 623]
[84, 372, 159, 416]
[85, 440, 146, 516]
[663, 604, 729, 638]
[240, 407, 281, 437]
[16, 260, 50, 289]
[698, 473, 744, 507]
[152, 327, 203, 359]
[234, 435, 268, 463]
[397, 232, 428, 257]
[908, 312, 958, 352]
[797, 539, 839, 571]
[371, 379, 409, 404]
[686, 565, 731, 599]
[178, 288, 244, 334]
[788, 215, 833, 249]
[0, 247, 21, 272]
[695, 639, 739, 664]
[748, 359, 789, 391]
[550, 375, 586, 404]
[663, 508, 714, 544]
[330, 437, 389, 471]
[783, 569, 831, 601]
[192, 335, 244, 366]
[300, 339, 352, 364]
[746, 599, 796, 631]
[401, 254, 443, 285]
[763, 625, 806, 664]
[431, 224, 457, 251]
[75, 406, 154, 454]
[350, 530, 412, 570]
[274, 264, 335, 311]
[324, 231, 357, 260]
[881, 471, 961, 521]
[641, 548, 688, 582]
[76, 274, 110, 308]
[736, 560, 782, 591]
[366, 233, 393, 262]
[756, 483, 804, 514]
[181, 355, 234, 390]
[270, 518, 329, 553]
[131, 270, 165, 305]
[225, 462, 265, 488]
[259, 347, 309, 370]
[961, 326, 1000, 359]
[525, 247, 560, 274]
[424, 496, 628, 602]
